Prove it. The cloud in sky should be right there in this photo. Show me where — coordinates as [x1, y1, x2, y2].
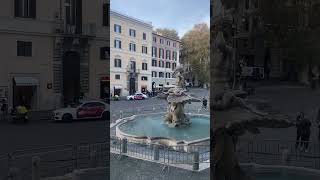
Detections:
[111, 0, 210, 38]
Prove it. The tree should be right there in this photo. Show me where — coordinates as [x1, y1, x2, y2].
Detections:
[181, 23, 210, 85]
[155, 28, 180, 40]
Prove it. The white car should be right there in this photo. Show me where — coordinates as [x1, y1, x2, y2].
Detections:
[52, 101, 110, 122]
[126, 93, 148, 100]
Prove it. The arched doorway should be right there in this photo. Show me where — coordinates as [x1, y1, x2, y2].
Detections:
[63, 51, 80, 105]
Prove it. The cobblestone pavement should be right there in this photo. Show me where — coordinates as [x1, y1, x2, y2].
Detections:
[242, 83, 320, 143]
[110, 154, 210, 180]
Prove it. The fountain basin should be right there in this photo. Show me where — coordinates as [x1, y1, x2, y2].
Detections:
[115, 113, 210, 151]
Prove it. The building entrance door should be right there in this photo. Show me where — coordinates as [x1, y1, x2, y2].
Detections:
[129, 78, 136, 95]
[63, 51, 80, 105]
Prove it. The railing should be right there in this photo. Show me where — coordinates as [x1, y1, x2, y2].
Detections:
[0, 142, 108, 179]
[110, 136, 210, 171]
[236, 139, 320, 170]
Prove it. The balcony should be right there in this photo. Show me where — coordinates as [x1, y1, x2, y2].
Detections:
[55, 23, 96, 37]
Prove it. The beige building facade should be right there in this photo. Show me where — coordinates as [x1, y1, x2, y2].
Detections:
[0, 0, 110, 110]
[110, 11, 153, 96]
[151, 32, 180, 90]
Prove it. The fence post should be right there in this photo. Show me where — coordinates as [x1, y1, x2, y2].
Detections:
[281, 148, 289, 166]
[89, 150, 97, 168]
[121, 139, 127, 154]
[192, 152, 199, 171]
[153, 145, 160, 161]
[32, 156, 40, 180]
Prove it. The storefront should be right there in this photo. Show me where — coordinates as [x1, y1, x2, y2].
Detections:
[12, 77, 39, 110]
[100, 76, 110, 100]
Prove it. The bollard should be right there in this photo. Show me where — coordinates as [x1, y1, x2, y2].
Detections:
[281, 148, 289, 166]
[119, 111, 123, 119]
[192, 152, 199, 171]
[7, 167, 21, 180]
[153, 145, 160, 161]
[121, 139, 127, 154]
[32, 156, 40, 180]
[89, 150, 97, 168]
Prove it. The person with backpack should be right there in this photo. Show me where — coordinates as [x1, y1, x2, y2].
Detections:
[202, 97, 208, 109]
[316, 108, 320, 141]
[295, 112, 304, 151]
[301, 116, 312, 152]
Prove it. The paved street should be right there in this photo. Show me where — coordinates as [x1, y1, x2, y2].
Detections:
[0, 120, 107, 155]
[242, 83, 320, 143]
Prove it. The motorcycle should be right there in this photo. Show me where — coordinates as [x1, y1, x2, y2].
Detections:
[10, 106, 29, 123]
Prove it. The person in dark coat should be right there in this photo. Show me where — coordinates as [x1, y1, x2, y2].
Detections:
[316, 108, 320, 141]
[202, 97, 208, 109]
[301, 117, 311, 152]
[295, 112, 304, 150]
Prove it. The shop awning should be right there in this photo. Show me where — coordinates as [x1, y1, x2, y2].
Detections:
[114, 85, 122, 89]
[14, 77, 39, 86]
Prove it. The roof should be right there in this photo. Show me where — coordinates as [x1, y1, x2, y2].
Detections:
[152, 32, 181, 42]
[110, 10, 153, 29]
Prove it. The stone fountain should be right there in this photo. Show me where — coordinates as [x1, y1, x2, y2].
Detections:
[159, 66, 201, 127]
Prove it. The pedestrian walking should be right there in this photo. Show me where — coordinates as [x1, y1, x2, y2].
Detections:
[295, 112, 304, 151]
[1, 99, 8, 121]
[202, 97, 208, 109]
[301, 116, 311, 152]
[316, 108, 320, 141]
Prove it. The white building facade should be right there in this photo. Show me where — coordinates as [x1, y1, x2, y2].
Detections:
[110, 11, 153, 96]
[151, 32, 180, 90]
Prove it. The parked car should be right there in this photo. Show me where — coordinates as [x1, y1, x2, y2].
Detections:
[241, 66, 264, 80]
[52, 101, 109, 122]
[127, 93, 148, 100]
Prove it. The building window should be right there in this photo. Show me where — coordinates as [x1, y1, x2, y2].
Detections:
[165, 73, 171, 78]
[143, 33, 147, 40]
[172, 51, 177, 61]
[129, 29, 136, 37]
[142, 46, 148, 54]
[152, 59, 157, 67]
[159, 72, 164, 78]
[161, 61, 164, 68]
[152, 71, 157, 77]
[141, 76, 148, 81]
[142, 63, 148, 70]
[114, 24, 121, 33]
[172, 63, 176, 70]
[14, 0, 36, 19]
[129, 43, 136, 52]
[160, 39, 164, 44]
[115, 74, 120, 80]
[166, 50, 171, 60]
[100, 47, 109, 60]
[152, 47, 157, 57]
[114, 59, 121, 68]
[17, 41, 32, 56]
[166, 62, 171, 68]
[103, 3, 109, 26]
[159, 48, 164, 59]
[114, 40, 121, 49]
[173, 43, 176, 47]
[245, 0, 249, 9]
[153, 37, 157, 42]
[167, 41, 170, 46]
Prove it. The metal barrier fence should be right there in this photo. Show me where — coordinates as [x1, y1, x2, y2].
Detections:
[110, 136, 210, 171]
[0, 142, 108, 180]
[236, 139, 320, 170]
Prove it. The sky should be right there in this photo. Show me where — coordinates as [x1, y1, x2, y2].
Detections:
[111, 0, 210, 38]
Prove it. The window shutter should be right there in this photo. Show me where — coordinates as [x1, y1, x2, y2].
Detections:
[103, 3, 107, 26]
[14, 0, 20, 17]
[30, 0, 36, 18]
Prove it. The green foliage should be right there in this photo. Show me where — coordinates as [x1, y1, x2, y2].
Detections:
[181, 23, 210, 83]
[155, 28, 180, 40]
